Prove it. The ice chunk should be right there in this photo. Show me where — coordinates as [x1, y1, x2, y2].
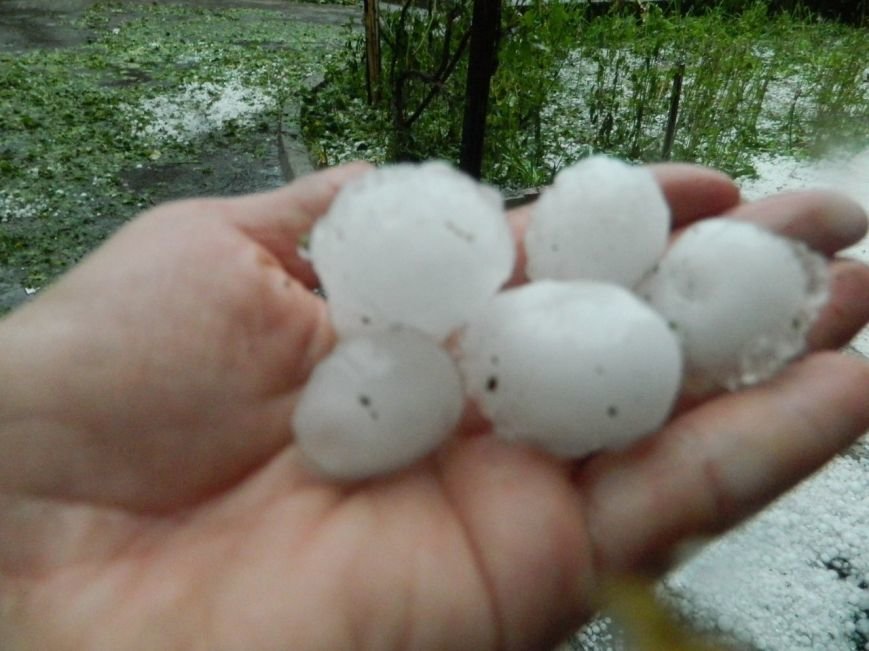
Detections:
[525, 155, 670, 287]
[638, 219, 829, 393]
[293, 328, 464, 480]
[457, 280, 682, 457]
[310, 161, 515, 340]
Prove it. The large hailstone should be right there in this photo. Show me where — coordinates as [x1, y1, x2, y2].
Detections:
[525, 155, 670, 287]
[309, 161, 515, 340]
[293, 329, 464, 480]
[638, 218, 829, 393]
[457, 280, 683, 458]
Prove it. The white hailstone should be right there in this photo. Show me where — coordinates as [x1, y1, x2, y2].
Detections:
[637, 218, 829, 393]
[309, 161, 515, 340]
[525, 155, 670, 287]
[292, 328, 464, 480]
[457, 280, 683, 458]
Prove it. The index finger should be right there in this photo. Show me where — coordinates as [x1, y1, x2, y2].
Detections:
[647, 163, 742, 226]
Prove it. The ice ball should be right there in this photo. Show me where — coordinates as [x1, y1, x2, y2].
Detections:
[525, 155, 670, 287]
[292, 328, 464, 480]
[457, 280, 683, 458]
[637, 218, 829, 393]
[310, 161, 515, 340]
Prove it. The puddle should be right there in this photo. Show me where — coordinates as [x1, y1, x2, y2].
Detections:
[0, 5, 93, 52]
[120, 130, 286, 202]
[101, 65, 154, 88]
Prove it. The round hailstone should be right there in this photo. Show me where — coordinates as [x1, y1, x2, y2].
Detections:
[525, 155, 670, 287]
[292, 328, 464, 480]
[637, 218, 829, 393]
[310, 161, 515, 340]
[457, 280, 683, 458]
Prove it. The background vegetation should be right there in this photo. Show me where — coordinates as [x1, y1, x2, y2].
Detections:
[1, 0, 867, 300]
[303, 0, 868, 190]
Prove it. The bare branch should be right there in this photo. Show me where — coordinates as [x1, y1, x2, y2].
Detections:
[407, 25, 472, 127]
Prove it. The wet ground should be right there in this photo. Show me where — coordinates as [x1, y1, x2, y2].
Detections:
[0, 1, 92, 51]
[0, 0, 357, 52]
[0, 0, 355, 312]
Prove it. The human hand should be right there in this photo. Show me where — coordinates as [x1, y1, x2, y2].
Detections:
[0, 163, 867, 650]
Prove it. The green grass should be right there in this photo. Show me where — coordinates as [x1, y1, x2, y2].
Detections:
[0, 3, 345, 291]
[545, 4, 869, 176]
[302, 2, 868, 189]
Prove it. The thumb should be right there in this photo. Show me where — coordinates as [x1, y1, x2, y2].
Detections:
[228, 162, 374, 285]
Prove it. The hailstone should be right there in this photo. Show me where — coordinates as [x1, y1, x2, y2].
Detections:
[457, 280, 683, 458]
[525, 155, 670, 287]
[292, 328, 464, 480]
[309, 161, 515, 340]
[637, 218, 829, 393]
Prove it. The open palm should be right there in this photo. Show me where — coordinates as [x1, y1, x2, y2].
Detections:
[1, 163, 867, 651]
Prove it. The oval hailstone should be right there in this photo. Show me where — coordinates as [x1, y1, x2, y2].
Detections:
[525, 155, 670, 287]
[638, 218, 829, 392]
[292, 329, 464, 480]
[310, 161, 515, 340]
[458, 280, 683, 458]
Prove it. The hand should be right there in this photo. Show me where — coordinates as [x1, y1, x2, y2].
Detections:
[1, 163, 867, 650]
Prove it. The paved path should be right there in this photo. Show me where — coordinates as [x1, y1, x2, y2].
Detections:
[0, 0, 357, 52]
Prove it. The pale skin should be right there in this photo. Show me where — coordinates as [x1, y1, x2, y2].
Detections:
[1, 162, 868, 651]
